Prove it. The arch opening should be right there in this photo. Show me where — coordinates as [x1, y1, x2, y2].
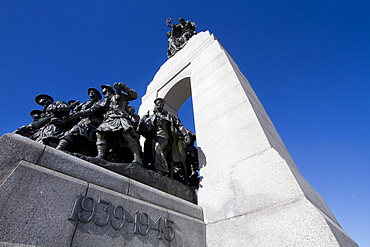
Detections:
[162, 77, 192, 115]
[161, 76, 195, 133]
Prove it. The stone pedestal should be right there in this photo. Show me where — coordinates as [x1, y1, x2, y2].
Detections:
[138, 31, 358, 246]
[0, 133, 205, 247]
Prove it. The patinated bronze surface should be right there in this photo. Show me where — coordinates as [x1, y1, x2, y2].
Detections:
[13, 84, 199, 187]
[166, 17, 196, 58]
[137, 98, 191, 180]
[56, 87, 102, 156]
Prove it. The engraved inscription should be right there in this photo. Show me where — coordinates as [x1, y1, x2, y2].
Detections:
[68, 194, 175, 241]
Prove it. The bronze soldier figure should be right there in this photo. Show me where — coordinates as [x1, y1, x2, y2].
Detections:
[56, 87, 103, 155]
[138, 98, 190, 176]
[14, 110, 43, 138]
[33, 94, 70, 147]
[94, 83, 142, 165]
[166, 17, 196, 58]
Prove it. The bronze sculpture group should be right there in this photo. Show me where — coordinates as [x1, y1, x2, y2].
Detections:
[14, 17, 199, 185]
[14, 83, 199, 186]
[166, 17, 196, 58]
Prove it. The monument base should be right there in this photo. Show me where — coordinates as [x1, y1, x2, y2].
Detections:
[0, 133, 205, 247]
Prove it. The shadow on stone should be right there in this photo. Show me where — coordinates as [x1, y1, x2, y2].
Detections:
[68, 152, 197, 204]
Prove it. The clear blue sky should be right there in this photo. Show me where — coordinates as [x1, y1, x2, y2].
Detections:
[1, 1, 369, 245]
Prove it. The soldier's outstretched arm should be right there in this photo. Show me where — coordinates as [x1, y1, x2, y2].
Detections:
[70, 104, 100, 119]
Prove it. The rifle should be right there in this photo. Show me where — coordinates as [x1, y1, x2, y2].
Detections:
[68, 100, 80, 110]
[30, 117, 52, 129]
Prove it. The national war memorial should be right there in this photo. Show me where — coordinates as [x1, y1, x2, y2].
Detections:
[0, 18, 358, 246]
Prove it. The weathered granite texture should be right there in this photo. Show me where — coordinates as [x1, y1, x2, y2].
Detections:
[0, 160, 85, 246]
[0, 133, 196, 204]
[0, 133, 205, 246]
[71, 183, 205, 247]
[70, 153, 197, 204]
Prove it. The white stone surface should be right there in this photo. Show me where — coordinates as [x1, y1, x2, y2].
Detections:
[138, 31, 358, 246]
[206, 198, 352, 247]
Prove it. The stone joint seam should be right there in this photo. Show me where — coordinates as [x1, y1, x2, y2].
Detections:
[35, 145, 48, 166]
[70, 182, 90, 247]
[203, 147, 272, 170]
[0, 160, 22, 187]
[206, 197, 305, 226]
[127, 179, 131, 196]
